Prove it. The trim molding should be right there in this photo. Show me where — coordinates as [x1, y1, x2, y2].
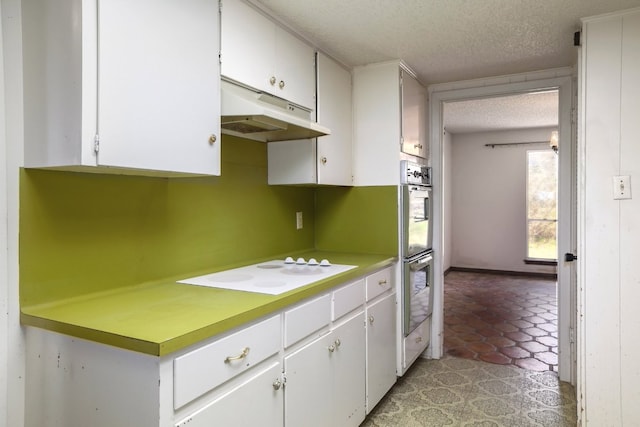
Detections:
[524, 259, 558, 267]
[448, 266, 557, 280]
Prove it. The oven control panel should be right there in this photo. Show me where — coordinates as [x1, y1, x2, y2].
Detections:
[401, 160, 431, 186]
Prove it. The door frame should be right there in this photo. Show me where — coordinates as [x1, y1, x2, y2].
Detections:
[427, 68, 576, 384]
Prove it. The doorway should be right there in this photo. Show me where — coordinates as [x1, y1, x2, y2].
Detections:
[428, 71, 576, 384]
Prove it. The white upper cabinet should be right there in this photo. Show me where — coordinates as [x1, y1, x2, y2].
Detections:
[401, 72, 428, 159]
[22, 0, 221, 177]
[353, 61, 427, 185]
[221, 0, 316, 110]
[268, 52, 353, 186]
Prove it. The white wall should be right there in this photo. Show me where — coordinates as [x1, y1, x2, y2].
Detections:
[0, 1, 7, 422]
[1, 1, 24, 426]
[449, 127, 557, 274]
[580, 9, 640, 425]
[442, 129, 453, 271]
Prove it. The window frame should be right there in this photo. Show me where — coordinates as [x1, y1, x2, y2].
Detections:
[525, 148, 558, 261]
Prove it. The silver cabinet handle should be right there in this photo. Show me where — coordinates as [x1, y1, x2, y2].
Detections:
[414, 143, 423, 149]
[270, 76, 276, 85]
[272, 379, 282, 390]
[378, 279, 387, 286]
[279, 80, 285, 89]
[334, 339, 341, 348]
[209, 134, 217, 145]
[369, 315, 375, 324]
[224, 347, 250, 363]
[321, 156, 327, 165]
[328, 344, 336, 353]
[416, 337, 423, 344]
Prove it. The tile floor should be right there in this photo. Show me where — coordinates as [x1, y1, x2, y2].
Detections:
[443, 270, 558, 372]
[362, 356, 577, 426]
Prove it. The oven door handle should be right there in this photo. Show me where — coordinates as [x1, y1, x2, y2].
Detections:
[409, 254, 433, 271]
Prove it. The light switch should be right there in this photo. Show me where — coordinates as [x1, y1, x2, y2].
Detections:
[613, 175, 631, 200]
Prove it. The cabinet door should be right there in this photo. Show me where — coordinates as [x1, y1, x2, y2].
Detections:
[284, 334, 333, 427]
[98, 0, 221, 175]
[275, 26, 316, 109]
[332, 312, 366, 427]
[401, 71, 428, 159]
[221, 0, 275, 92]
[366, 292, 397, 413]
[175, 362, 283, 427]
[317, 52, 353, 185]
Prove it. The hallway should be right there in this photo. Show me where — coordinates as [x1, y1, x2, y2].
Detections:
[443, 270, 558, 372]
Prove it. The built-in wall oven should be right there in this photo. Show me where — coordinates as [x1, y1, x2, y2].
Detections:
[400, 160, 434, 339]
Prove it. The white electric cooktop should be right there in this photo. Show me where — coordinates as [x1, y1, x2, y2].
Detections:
[178, 258, 357, 295]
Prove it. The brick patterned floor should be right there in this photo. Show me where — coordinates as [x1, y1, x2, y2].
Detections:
[444, 270, 558, 372]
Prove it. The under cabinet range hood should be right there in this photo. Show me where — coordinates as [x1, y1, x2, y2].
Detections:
[220, 80, 330, 142]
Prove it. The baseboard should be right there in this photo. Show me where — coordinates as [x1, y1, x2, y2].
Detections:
[447, 266, 557, 280]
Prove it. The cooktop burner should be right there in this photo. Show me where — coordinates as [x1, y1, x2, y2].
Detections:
[178, 259, 357, 295]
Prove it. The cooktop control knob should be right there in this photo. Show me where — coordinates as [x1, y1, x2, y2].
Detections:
[296, 257, 306, 265]
[284, 257, 294, 264]
[308, 258, 318, 265]
[319, 259, 331, 267]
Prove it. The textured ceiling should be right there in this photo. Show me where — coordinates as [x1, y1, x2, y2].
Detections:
[251, 0, 640, 131]
[254, 0, 640, 85]
[443, 91, 559, 134]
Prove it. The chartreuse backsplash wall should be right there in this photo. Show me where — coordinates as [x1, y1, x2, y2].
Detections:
[20, 135, 397, 307]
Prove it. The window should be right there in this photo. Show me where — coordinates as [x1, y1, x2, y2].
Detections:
[526, 149, 558, 260]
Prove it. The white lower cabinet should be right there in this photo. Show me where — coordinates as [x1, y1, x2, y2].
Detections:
[175, 361, 283, 427]
[403, 316, 432, 371]
[284, 312, 366, 427]
[366, 292, 397, 413]
[24, 266, 396, 427]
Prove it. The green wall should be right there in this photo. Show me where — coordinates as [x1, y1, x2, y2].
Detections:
[315, 186, 398, 255]
[20, 134, 399, 307]
[20, 136, 316, 306]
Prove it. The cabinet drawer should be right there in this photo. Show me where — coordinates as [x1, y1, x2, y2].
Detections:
[332, 279, 365, 321]
[175, 361, 283, 427]
[366, 267, 392, 301]
[284, 294, 331, 347]
[174, 315, 281, 409]
[403, 316, 431, 370]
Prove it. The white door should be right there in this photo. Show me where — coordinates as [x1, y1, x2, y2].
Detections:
[429, 73, 576, 384]
[175, 362, 283, 427]
[366, 293, 397, 413]
[220, 0, 275, 93]
[98, 0, 221, 175]
[332, 313, 366, 427]
[284, 334, 333, 427]
[317, 52, 353, 186]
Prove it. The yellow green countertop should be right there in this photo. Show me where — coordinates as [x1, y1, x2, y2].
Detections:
[21, 251, 395, 357]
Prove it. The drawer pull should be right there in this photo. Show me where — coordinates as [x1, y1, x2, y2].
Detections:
[334, 339, 341, 348]
[224, 347, 250, 363]
[272, 379, 283, 391]
[369, 315, 375, 324]
[328, 344, 336, 353]
[378, 279, 387, 286]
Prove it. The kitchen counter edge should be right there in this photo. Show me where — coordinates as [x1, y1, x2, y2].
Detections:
[21, 254, 396, 357]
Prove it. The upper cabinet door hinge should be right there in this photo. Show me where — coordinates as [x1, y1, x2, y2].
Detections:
[94, 134, 100, 154]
